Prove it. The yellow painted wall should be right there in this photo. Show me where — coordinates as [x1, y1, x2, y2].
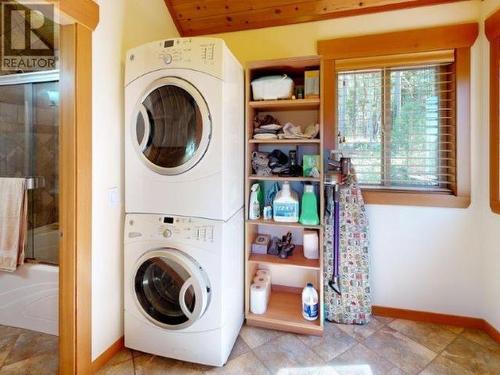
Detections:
[209, 0, 499, 323]
[210, 1, 480, 64]
[92, 0, 179, 360]
[123, 0, 179, 52]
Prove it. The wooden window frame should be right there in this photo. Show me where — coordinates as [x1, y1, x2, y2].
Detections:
[486, 10, 500, 214]
[318, 23, 478, 208]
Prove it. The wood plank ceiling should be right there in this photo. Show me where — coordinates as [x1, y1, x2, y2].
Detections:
[164, 0, 462, 36]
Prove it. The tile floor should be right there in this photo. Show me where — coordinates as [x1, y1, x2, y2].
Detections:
[99, 316, 500, 375]
[1, 317, 499, 375]
[0, 325, 58, 375]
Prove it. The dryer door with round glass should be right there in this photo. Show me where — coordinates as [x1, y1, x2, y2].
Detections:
[133, 249, 211, 330]
[133, 77, 211, 175]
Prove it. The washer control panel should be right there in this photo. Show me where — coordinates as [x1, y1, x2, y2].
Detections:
[126, 214, 216, 243]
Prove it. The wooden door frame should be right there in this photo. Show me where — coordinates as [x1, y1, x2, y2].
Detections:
[56, 1, 99, 374]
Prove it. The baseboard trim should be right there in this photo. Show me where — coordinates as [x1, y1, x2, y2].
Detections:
[483, 320, 500, 343]
[91, 336, 124, 374]
[372, 305, 500, 343]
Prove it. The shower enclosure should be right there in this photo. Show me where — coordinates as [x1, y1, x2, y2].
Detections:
[0, 71, 60, 264]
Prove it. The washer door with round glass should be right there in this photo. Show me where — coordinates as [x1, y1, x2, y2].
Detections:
[133, 249, 211, 330]
[133, 77, 211, 175]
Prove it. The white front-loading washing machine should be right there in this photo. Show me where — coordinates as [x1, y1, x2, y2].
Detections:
[124, 38, 244, 221]
[124, 210, 244, 367]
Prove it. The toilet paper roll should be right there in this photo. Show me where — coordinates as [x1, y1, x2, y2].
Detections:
[256, 269, 271, 283]
[303, 230, 319, 260]
[250, 283, 268, 315]
[253, 275, 271, 299]
[253, 275, 270, 286]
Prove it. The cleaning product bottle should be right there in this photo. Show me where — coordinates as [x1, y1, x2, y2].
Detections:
[299, 184, 320, 225]
[302, 283, 319, 321]
[249, 183, 261, 220]
[273, 181, 299, 222]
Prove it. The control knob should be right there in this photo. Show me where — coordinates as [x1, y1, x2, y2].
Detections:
[162, 229, 172, 238]
[163, 54, 172, 64]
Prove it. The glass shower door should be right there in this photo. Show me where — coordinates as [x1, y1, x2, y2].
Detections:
[0, 75, 59, 264]
[31, 81, 59, 264]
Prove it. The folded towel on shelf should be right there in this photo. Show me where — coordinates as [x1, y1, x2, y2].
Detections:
[0, 178, 27, 272]
[279, 122, 320, 139]
[254, 128, 280, 135]
[252, 152, 272, 176]
[253, 114, 283, 139]
[253, 133, 278, 140]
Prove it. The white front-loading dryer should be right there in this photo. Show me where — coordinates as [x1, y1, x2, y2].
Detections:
[124, 211, 244, 366]
[124, 38, 244, 221]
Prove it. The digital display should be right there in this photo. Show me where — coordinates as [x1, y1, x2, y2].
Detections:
[163, 217, 174, 224]
[164, 40, 174, 48]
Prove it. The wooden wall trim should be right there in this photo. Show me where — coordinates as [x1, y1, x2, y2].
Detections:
[487, 11, 500, 214]
[455, 47, 472, 199]
[91, 337, 125, 374]
[53, 0, 100, 31]
[486, 9, 500, 42]
[362, 190, 471, 208]
[489, 38, 500, 214]
[59, 23, 93, 375]
[318, 23, 479, 59]
[59, 24, 77, 375]
[484, 320, 500, 344]
[372, 306, 500, 343]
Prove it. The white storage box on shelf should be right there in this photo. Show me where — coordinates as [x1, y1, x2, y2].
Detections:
[251, 75, 294, 100]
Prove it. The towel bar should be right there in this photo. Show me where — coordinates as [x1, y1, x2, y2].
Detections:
[25, 176, 45, 190]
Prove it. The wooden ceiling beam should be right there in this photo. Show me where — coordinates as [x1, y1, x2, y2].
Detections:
[164, 0, 463, 36]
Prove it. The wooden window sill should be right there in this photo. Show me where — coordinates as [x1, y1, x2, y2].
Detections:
[361, 189, 471, 208]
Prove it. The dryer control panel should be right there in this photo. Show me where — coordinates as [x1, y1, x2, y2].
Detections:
[125, 214, 217, 244]
[125, 37, 227, 85]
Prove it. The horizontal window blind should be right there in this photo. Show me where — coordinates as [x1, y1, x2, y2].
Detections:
[337, 62, 456, 191]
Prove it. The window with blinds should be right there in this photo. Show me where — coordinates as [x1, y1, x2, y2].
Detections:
[337, 59, 456, 192]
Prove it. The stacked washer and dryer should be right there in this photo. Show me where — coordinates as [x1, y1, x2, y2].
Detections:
[123, 38, 244, 367]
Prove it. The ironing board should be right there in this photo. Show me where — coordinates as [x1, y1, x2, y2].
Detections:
[323, 173, 372, 325]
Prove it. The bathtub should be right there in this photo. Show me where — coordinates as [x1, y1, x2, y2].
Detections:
[0, 263, 58, 335]
[31, 223, 59, 264]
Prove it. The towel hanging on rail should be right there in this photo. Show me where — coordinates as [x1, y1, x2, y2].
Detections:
[324, 171, 371, 325]
[0, 178, 27, 272]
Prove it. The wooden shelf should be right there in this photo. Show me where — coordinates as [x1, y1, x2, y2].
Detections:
[249, 245, 320, 270]
[249, 175, 320, 182]
[246, 290, 322, 336]
[245, 56, 324, 336]
[249, 98, 320, 111]
[246, 219, 322, 230]
[249, 138, 321, 144]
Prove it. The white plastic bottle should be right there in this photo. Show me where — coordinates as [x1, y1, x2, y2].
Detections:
[249, 183, 261, 220]
[302, 283, 319, 321]
[273, 181, 299, 222]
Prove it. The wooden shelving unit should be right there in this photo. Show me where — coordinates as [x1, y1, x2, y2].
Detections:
[249, 246, 320, 270]
[247, 218, 322, 230]
[249, 175, 320, 182]
[245, 56, 324, 336]
[249, 98, 320, 111]
[249, 139, 321, 144]
[246, 290, 322, 335]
